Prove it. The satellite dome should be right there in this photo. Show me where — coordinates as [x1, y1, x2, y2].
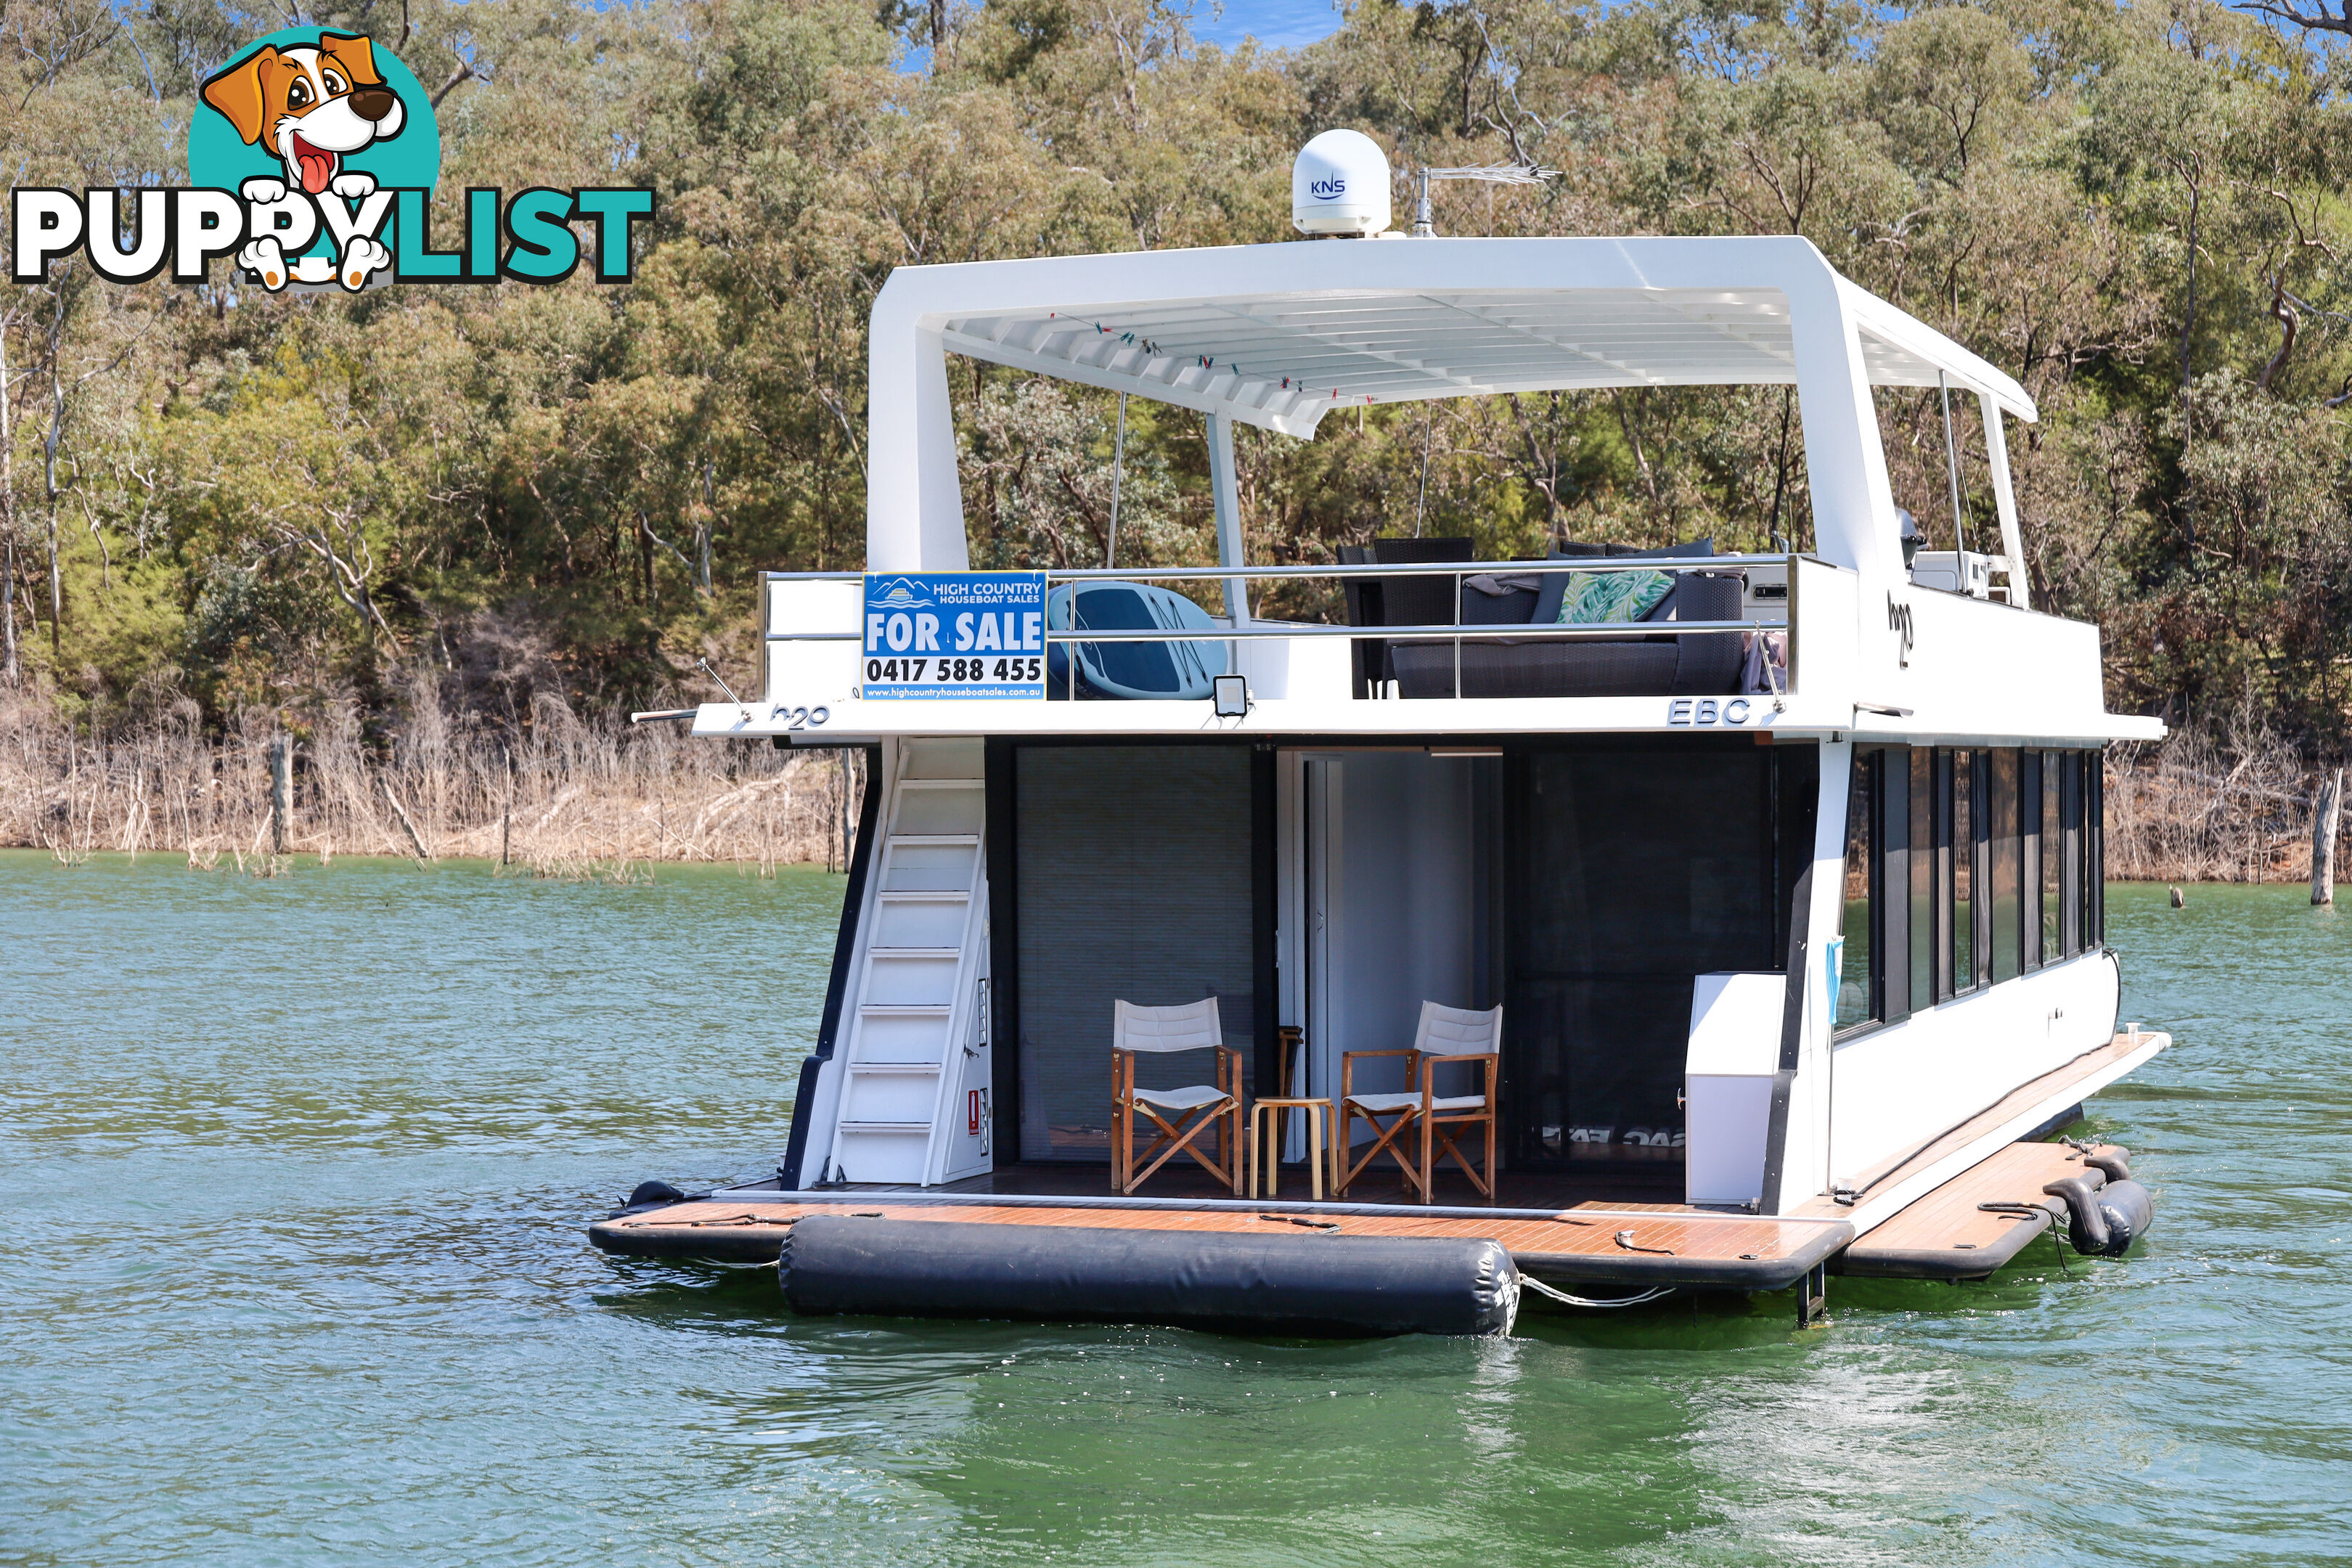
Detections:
[1292, 130, 1392, 237]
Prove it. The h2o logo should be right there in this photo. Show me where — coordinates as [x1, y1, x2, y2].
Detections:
[10, 27, 652, 293]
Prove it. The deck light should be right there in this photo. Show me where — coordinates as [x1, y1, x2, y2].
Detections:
[1212, 674, 1251, 717]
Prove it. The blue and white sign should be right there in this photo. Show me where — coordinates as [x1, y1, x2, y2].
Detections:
[861, 573, 1048, 699]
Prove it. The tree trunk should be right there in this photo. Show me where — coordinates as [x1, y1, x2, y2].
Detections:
[2313, 767, 2341, 906]
[1, 532, 15, 685]
[381, 775, 432, 862]
[1, 314, 15, 685]
[46, 513, 60, 659]
[45, 365, 65, 661]
[270, 736, 293, 855]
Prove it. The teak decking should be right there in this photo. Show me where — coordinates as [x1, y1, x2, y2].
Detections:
[1834, 1140, 2119, 1280]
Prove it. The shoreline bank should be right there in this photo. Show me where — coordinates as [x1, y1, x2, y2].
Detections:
[4, 700, 867, 875]
[7, 708, 2343, 884]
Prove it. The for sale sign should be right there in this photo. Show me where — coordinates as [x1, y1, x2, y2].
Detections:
[861, 573, 1048, 699]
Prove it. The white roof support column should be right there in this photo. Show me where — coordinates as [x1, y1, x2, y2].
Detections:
[1788, 276, 1902, 598]
[868, 285, 968, 572]
[1206, 412, 1253, 624]
[1979, 393, 2030, 611]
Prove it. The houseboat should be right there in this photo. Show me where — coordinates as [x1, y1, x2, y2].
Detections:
[593, 136, 2165, 1336]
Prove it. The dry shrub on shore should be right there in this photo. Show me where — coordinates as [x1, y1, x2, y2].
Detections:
[2106, 729, 2345, 885]
[0, 686, 866, 874]
[8, 680, 2344, 886]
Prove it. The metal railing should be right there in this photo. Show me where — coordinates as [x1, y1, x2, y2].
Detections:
[761, 553, 1797, 703]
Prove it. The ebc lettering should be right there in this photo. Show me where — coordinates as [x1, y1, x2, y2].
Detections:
[9, 27, 653, 290]
[1665, 696, 1752, 727]
[862, 573, 1048, 700]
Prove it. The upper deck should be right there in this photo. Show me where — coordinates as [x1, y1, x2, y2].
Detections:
[705, 548, 2154, 748]
[691, 235, 2159, 751]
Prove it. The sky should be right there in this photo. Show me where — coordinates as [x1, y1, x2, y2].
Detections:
[899, 0, 1346, 75]
[1189, 0, 1348, 49]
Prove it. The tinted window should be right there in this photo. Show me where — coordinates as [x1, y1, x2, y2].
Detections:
[2086, 751, 2106, 947]
[2041, 751, 2062, 963]
[1989, 748, 2022, 984]
[1911, 748, 1934, 1006]
[1508, 743, 1783, 1167]
[1951, 749, 1974, 992]
[1837, 751, 1874, 1030]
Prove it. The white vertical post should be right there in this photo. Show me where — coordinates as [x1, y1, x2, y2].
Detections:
[1206, 412, 1251, 625]
[1785, 271, 1901, 597]
[1979, 393, 2030, 611]
[1107, 392, 1127, 568]
[867, 279, 968, 572]
[1938, 372, 1969, 558]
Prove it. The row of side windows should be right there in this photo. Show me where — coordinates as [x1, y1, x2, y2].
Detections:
[1835, 746, 2105, 1032]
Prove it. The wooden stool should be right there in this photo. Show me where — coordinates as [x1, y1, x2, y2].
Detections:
[1249, 1098, 1336, 1200]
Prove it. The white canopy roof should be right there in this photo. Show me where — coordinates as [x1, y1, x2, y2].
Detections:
[929, 243, 2035, 439]
[867, 234, 2033, 585]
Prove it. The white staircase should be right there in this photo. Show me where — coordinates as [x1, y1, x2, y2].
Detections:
[818, 738, 993, 1186]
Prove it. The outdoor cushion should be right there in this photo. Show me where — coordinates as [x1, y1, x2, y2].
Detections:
[1460, 572, 1545, 626]
[1553, 568, 1674, 624]
[1531, 537, 1713, 625]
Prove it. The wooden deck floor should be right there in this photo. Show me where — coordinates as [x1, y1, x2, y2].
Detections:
[1835, 1140, 2117, 1279]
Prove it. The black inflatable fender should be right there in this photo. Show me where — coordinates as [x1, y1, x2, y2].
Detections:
[2043, 1170, 2153, 1257]
[618, 1180, 689, 1214]
[2088, 1180, 2154, 1256]
[2084, 1147, 2133, 1183]
[779, 1216, 1522, 1337]
[2042, 1172, 2111, 1253]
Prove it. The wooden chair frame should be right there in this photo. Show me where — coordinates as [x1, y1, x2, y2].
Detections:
[1336, 1004, 1502, 1203]
[1111, 1002, 1244, 1196]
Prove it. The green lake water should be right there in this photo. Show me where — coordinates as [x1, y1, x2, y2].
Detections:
[5, 853, 2348, 1566]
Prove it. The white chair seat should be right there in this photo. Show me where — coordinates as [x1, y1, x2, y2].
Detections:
[1133, 1084, 1232, 1111]
[1345, 1091, 1488, 1115]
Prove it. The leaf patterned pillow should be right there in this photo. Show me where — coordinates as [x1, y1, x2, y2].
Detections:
[1554, 568, 1673, 624]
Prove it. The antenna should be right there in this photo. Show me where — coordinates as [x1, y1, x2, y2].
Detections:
[1410, 163, 1559, 238]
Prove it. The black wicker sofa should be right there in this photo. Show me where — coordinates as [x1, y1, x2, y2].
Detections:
[1349, 538, 1746, 700]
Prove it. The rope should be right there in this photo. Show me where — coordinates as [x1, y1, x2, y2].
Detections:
[1519, 1275, 1676, 1310]
[1977, 1200, 2069, 1276]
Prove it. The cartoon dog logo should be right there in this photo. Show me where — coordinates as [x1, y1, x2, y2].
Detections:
[201, 33, 404, 196]
[200, 33, 406, 291]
